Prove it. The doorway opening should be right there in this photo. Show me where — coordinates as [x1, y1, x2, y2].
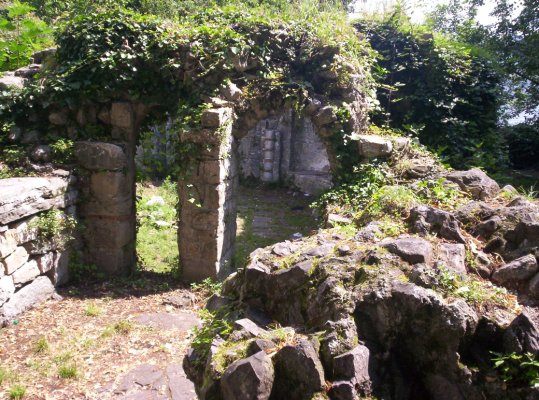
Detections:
[135, 120, 180, 277]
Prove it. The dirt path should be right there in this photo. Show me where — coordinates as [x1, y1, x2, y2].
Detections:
[0, 275, 201, 400]
[0, 185, 320, 399]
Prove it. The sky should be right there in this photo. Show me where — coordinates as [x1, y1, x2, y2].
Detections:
[350, 0, 501, 25]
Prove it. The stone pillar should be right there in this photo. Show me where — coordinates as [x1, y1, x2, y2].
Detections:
[178, 107, 238, 282]
[75, 102, 139, 275]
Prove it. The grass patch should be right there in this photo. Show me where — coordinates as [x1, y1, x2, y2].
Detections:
[114, 320, 133, 335]
[429, 267, 518, 309]
[33, 337, 49, 354]
[136, 179, 179, 274]
[8, 385, 26, 399]
[52, 351, 73, 365]
[84, 303, 102, 317]
[57, 363, 78, 379]
[191, 278, 222, 299]
[0, 367, 14, 385]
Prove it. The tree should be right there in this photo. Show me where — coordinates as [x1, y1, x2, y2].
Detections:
[0, 1, 51, 71]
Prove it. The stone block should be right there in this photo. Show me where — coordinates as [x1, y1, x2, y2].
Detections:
[48, 109, 69, 125]
[272, 338, 325, 399]
[220, 351, 274, 400]
[8, 217, 39, 245]
[86, 246, 133, 275]
[48, 251, 70, 286]
[74, 141, 127, 171]
[293, 173, 332, 195]
[37, 252, 55, 273]
[0, 276, 55, 318]
[493, 254, 538, 285]
[437, 243, 466, 275]
[0, 231, 17, 259]
[98, 107, 111, 124]
[14, 64, 41, 78]
[0, 74, 25, 90]
[2, 246, 29, 275]
[333, 345, 371, 385]
[30, 144, 53, 162]
[80, 171, 132, 216]
[12, 259, 40, 286]
[0, 177, 70, 224]
[0, 275, 15, 305]
[187, 210, 220, 232]
[445, 168, 500, 200]
[200, 159, 235, 185]
[83, 217, 134, 248]
[383, 237, 433, 265]
[357, 135, 393, 158]
[220, 82, 242, 101]
[313, 106, 337, 126]
[201, 108, 232, 128]
[180, 257, 218, 282]
[110, 102, 134, 129]
[391, 136, 410, 152]
[31, 47, 56, 64]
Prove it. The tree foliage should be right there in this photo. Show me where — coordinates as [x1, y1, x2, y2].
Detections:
[356, 11, 505, 171]
[0, 1, 51, 71]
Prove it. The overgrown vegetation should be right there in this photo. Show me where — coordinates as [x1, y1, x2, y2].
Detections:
[491, 351, 539, 387]
[136, 179, 179, 275]
[31, 209, 76, 249]
[0, 1, 52, 71]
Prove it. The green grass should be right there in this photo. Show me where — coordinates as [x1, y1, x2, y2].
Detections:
[84, 303, 102, 317]
[57, 363, 78, 379]
[113, 320, 133, 335]
[234, 185, 317, 267]
[8, 385, 26, 399]
[32, 337, 49, 354]
[136, 179, 179, 274]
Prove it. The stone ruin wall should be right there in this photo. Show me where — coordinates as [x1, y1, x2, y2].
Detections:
[239, 110, 332, 195]
[0, 174, 77, 321]
[0, 43, 371, 319]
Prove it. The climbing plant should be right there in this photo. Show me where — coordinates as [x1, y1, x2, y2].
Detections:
[0, 5, 375, 178]
[355, 13, 505, 172]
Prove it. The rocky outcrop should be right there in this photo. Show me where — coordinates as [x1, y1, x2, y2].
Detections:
[185, 162, 539, 399]
[444, 168, 500, 200]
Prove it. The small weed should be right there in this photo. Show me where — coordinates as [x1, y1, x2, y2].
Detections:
[191, 278, 222, 298]
[517, 184, 538, 200]
[81, 338, 95, 350]
[8, 385, 26, 399]
[377, 217, 406, 237]
[278, 252, 301, 270]
[84, 303, 102, 317]
[213, 340, 250, 374]
[53, 351, 73, 365]
[31, 209, 77, 247]
[417, 178, 468, 209]
[429, 266, 517, 309]
[58, 363, 78, 379]
[0, 367, 13, 385]
[114, 320, 133, 335]
[33, 337, 49, 354]
[101, 325, 115, 338]
[491, 352, 539, 386]
[358, 185, 418, 222]
[191, 309, 234, 363]
[313, 162, 390, 216]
